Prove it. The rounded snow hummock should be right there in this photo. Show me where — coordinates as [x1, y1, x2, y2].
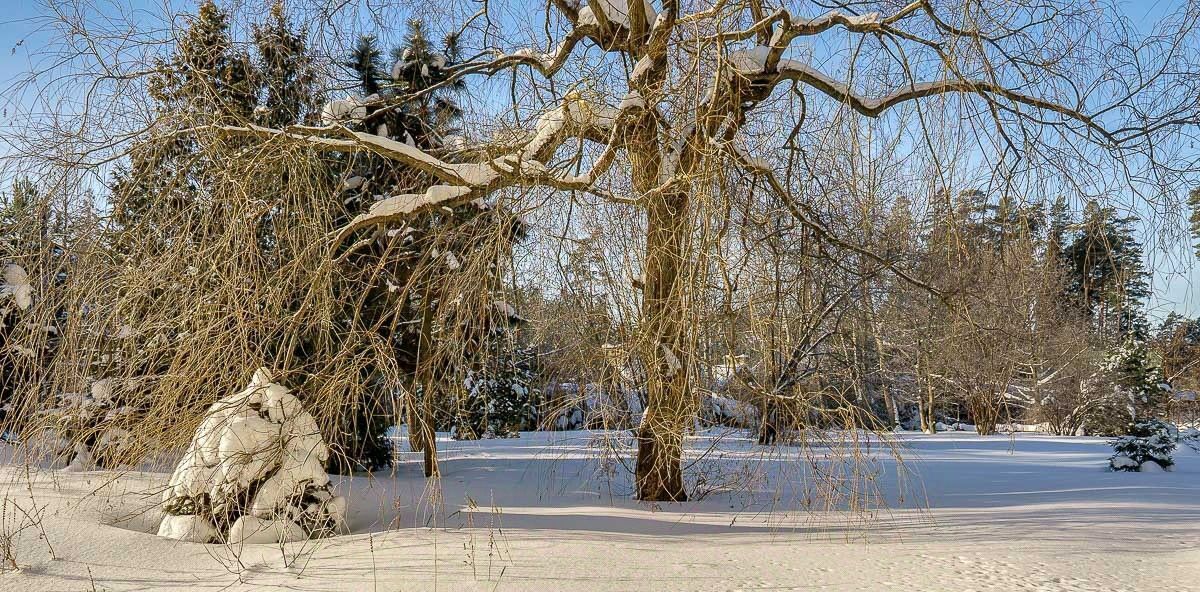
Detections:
[157, 368, 348, 544]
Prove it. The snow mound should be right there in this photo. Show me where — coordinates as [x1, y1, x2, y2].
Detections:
[157, 368, 347, 544]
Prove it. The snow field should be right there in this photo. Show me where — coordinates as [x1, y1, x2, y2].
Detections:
[0, 430, 1196, 591]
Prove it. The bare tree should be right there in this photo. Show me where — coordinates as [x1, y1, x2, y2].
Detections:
[6, 0, 1200, 501]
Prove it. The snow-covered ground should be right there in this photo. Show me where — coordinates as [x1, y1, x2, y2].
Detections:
[0, 430, 1197, 591]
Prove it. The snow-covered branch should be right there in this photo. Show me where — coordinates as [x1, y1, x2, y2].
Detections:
[329, 93, 642, 245]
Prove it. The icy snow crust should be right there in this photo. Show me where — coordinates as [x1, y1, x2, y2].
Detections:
[157, 368, 347, 544]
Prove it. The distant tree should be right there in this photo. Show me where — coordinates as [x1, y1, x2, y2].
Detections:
[1063, 202, 1150, 338]
[1153, 313, 1200, 394]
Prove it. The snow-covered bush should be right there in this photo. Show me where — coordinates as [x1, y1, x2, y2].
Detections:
[157, 368, 347, 544]
[37, 378, 140, 469]
[1108, 418, 1178, 472]
[700, 392, 759, 428]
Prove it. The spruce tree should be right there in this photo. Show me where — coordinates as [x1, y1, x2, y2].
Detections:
[1102, 337, 1169, 420]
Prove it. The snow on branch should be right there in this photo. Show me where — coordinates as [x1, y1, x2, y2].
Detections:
[331, 94, 639, 246]
[191, 124, 470, 185]
[1, 263, 33, 311]
[714, 3, 919, 47]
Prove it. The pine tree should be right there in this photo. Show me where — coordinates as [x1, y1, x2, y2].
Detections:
[346, 35, 385, 97]
[1063, 202, 1150, 338]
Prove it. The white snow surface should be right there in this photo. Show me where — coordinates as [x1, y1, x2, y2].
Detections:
[1, 431, 1198, 590]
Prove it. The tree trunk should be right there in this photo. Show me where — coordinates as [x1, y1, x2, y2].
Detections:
[634, 188, 690, 502]
[413, 295, 439, 477]
[406, 386, 425, 453]
[420, 388, 439, 477]
[863, 291, 899, 430]
[923, 383, 937, 434]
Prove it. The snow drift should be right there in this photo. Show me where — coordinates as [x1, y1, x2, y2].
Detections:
[157, 368, 347, 544]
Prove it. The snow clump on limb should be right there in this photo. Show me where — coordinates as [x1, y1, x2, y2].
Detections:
[319, 96, 369, 126]
[157, 368, 348, 544]
[1, 263, 33, 312]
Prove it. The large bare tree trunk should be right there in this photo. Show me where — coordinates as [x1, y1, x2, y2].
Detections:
[635, 189, 690, 502]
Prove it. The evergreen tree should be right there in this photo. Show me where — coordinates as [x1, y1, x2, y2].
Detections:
[1045, 197, 1073, 275]
[346, 35, 386, 97]
[1109, 418, 1178, 471]
[101, 1, 403, 474]
[0, 180, 39, 428]
[148, 0, 258, 124]
[456, 337, 536, 439]
[332, 20, 527, 469]
[388, 19, 465, 148]
[1102, 336, 1169, 420]
[252, 0, 320, 127]
[1063, 202, 1150, 338]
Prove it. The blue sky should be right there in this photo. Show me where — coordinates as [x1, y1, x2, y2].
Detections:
[1, 0, 1197, 320]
